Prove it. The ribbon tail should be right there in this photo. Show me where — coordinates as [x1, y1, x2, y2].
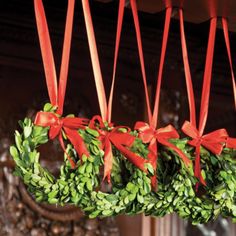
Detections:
[159, 138, 192, 166]
[226, 137, 236, 149]
[103, 141, 113, 183]
[195, 145, 206, 190]
[58, 132, 75, 169]
[147, 139, 157, 190]
[64, 128, 89, 160]
[114, 143, 147, 172]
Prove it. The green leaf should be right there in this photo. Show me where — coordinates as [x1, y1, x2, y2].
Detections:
[48, 198, 58, 204]
[89, 210, 101, 218]
[10, 146, 19, 159]
[106, 194, 118, 203]
[128, 193, 136, 201]
[48, 190, 58, 199]
[155, 200, 163, 209]
[102, 210, 113, 216]
[210, 155, 218, 165]
[86, 127, 99, 137]
[15, 132, 22, 151]
[86, 181, 93, 191]
[43, 103, 54, 112]
[145, 163, 154, 176]
[82, 154, 87, 162]
[24, 126, 32, 139]
[86, 163, 93, 173]
[137, 194, 144, 204]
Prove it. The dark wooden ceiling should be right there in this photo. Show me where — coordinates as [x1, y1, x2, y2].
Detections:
[97, 0, 236, 32]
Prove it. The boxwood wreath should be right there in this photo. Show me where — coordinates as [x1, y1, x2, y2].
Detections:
[9, 103, 236, 224]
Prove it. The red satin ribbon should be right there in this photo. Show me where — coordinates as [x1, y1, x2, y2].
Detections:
[132, 7, 193, 188]
[108, 0, 125, 123]
[182, 121, 228, 185]
[34, 0, 90, 167]
[222, 18, 236, 110]
[82, 0, 153, 181]
[90, 116, 148, 182]
[181, 18, 229, 187]
[222, 18, 236, 149]
[179, 9, 196, 127]
[81, 0, 107, 121]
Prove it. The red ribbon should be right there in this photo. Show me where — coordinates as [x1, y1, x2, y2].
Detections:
[35, 112, 89, 168]
[222, 18, 236, 110]
[181, 18, 234, 187]
[90, 116, 148, 183]
[221, 18, 236, 148]
[82, 0, 151, 183]
[135, 121, 191, 188]
[182, 121, 228, 185]
[132, 7, 193, 189]
[34, 0, 91, 167]
[226, 137, 236, 149]
[82, 0, 107, 121]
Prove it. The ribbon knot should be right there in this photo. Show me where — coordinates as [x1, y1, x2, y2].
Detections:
[35, 111, 90, 169]
[90, 116, 148, 183]
[182, 120, 228, 186]
[135, 121, 191, 189]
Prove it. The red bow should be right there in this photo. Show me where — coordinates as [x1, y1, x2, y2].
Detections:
[90, 116, 148, 183]
[182, 120, 228, 186]
[34, 111, 89, 168]
[135, 121, 191, 189]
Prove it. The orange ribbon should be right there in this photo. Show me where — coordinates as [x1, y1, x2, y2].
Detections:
[182, 121, 228, 186]
[90, 116, 148, 183]
[135, 121, 191, 188]
[35, 112, 89, 168]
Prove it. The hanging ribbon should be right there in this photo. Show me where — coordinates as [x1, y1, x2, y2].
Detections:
[182, 17, 228, 187]
[221, 18, 236, 149]
[222, 18, 236, 110]
[179, 9, 196, 127]
[81, 0, 107, 121]
[34, 0, 89, 168]
[82, 0, 148, 182]
[133, 7, 192, 189]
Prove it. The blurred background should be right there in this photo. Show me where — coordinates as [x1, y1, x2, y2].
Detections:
[1, 0, 236, 235]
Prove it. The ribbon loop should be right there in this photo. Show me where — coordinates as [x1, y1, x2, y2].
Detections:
[34, 0, 75, 114]
[222, 18, 236, 110]
[81, 0, 108, 120]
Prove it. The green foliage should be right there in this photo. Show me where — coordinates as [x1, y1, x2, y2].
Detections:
[9, 104, 236, 224]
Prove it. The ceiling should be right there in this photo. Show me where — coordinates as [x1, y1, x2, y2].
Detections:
[96, 0, 236, 32]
